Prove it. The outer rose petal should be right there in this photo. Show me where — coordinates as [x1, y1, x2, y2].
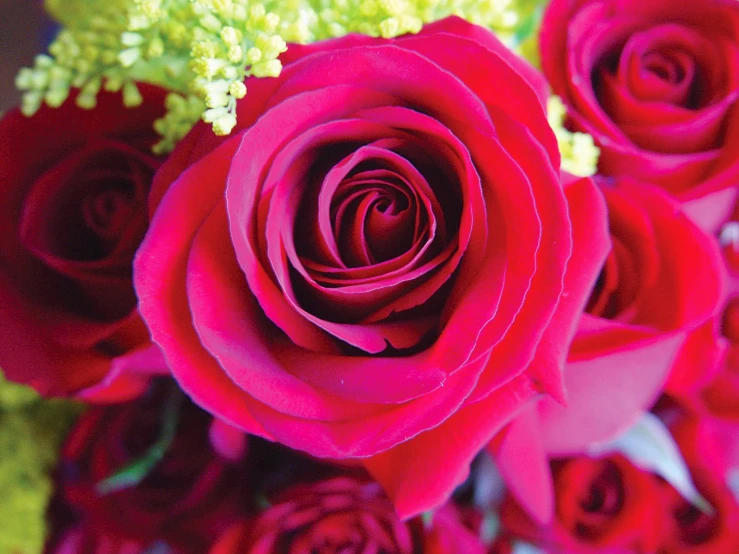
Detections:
[539, 332, 685, 455]
[488, 175, 610, 523]
[209, 418, 249, 462]
[364, 372, 539, 520]
[491, 407, 554, 524]
[135, 138, 274, 441]
[76, 342, 169, 403]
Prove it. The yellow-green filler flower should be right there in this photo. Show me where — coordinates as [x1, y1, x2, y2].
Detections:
[0, 371, 82, 554]
[24, 0, 538, 152]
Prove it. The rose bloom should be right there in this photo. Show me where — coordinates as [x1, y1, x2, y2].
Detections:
[0, 87, 169, 402]
[487, 176, 724, 522]
[134, 17, 610, 517]
[540, 0, 739, 230]
[660, 416, 739, 554]
[208, 478, 485, 554]
[500, 454, 663, 553]
[59, 384, 245, 553]
[501, 455, 664, 554]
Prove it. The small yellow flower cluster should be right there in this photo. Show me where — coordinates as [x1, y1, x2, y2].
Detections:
[270, 0, 519, 42]
[126, 0, 288, 150]
[547, 95, 600, 178]
[22, 0, 287, 152]
[20, 0, 541, 152]
[0, 371, 82, 554]
[17, 0, 137, 117]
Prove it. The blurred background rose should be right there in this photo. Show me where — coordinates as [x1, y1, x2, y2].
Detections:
[0, 1, 51, 112]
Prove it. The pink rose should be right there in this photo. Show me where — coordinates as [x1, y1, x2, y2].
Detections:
[135, 17, 609, 517]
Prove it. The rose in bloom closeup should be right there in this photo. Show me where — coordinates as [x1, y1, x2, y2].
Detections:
[208, 478, 484, 554]
[0, 87, 169, 402]
[501, 455, 663, 553]
[59, 384, 244, 552]
[540, 0, 739, 227]
[135, 16, 610, 517]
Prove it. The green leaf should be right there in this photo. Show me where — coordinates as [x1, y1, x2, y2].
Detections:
[96, 387, 183, 495]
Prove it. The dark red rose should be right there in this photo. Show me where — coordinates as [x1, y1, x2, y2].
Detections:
[59, 384, 245, 553]
[500, 455, 664, 553]
[0, 86, 169, 401]
[46, 525, 153, 554]
[134, 16, 610, 518]
[208, 478, 485, 554]
[540, 0, 739, 231]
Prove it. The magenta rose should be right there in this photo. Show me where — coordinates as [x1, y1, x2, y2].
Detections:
[0, 87, 169, 401]
[59, 384, 245, 552]
[208, 478, 484, 554]
[134, 17, 609, 517]
[540, 0, 739, 230]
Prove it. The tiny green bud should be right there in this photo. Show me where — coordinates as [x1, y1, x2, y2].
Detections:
[229, 80, 247, 99]
[213, 113, 237, 136]
[123, 81, 143, 107]
[44, 87, 70, 108]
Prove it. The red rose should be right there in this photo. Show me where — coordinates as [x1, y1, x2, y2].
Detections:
[660, 417, 739, 553]
[0, 87, 169, 401]
[500, 455, 664, 553]
[540, 0, 739, 231]
[488, 177, 724, 522]
[208, 478, 484, 554]
[59, 384, 244, 553]
[46, 526, 153, 554]
[134, 16, 609, 517]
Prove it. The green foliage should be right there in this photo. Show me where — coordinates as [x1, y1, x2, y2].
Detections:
[0, 372, 83, 554]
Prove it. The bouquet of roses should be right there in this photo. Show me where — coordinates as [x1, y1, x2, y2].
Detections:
[2, 0, 738, 552]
